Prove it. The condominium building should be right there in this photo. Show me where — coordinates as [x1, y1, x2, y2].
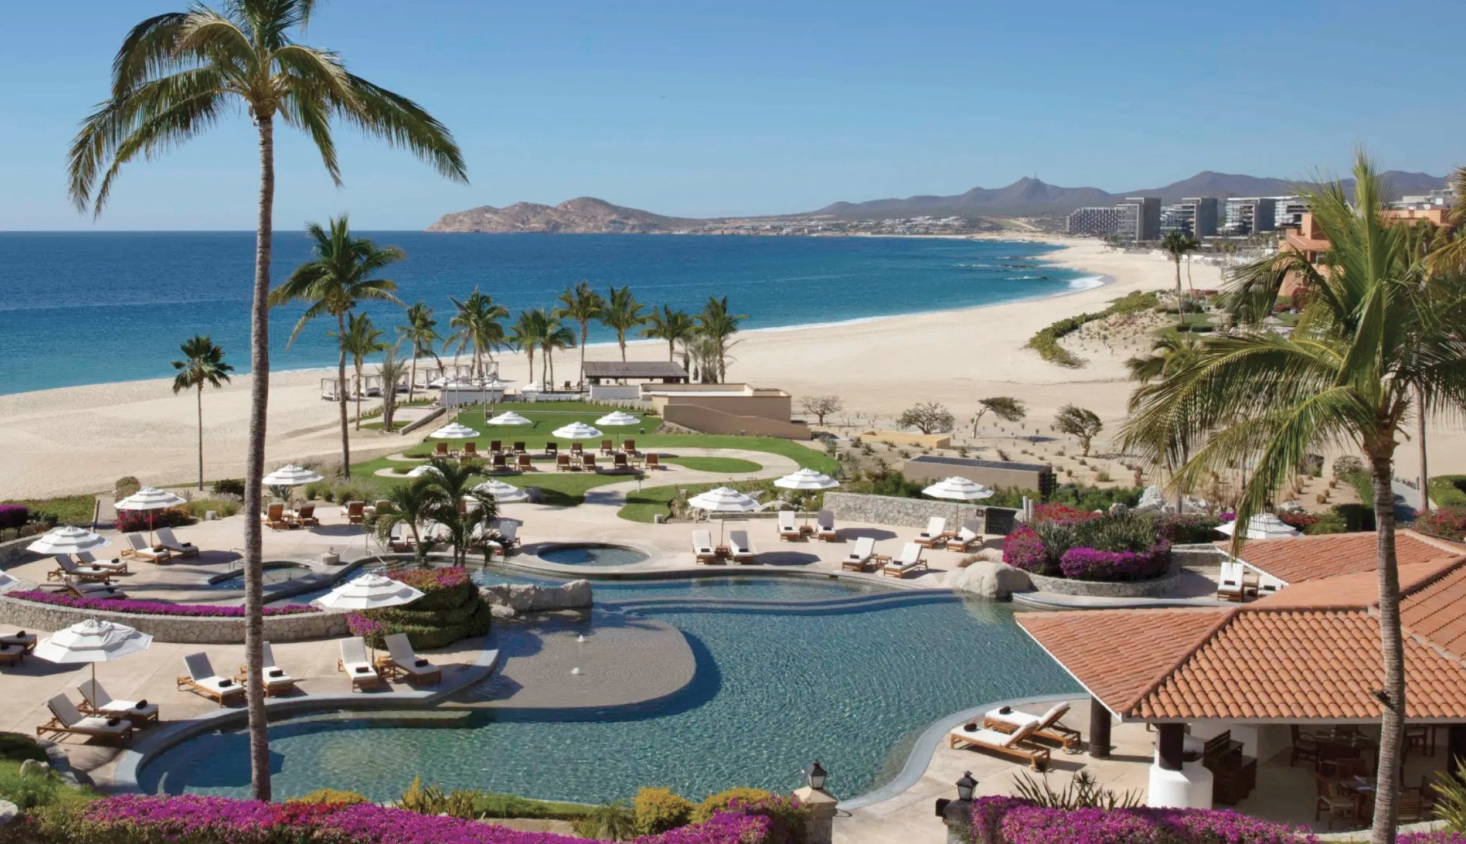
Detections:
[1272, 196, 1309, 229]
[1222, 197, 1277, 235]
[1115, 196, 1161, 242]
[1160, 197, 1219, 237]
[1065, 206, 1125, 237]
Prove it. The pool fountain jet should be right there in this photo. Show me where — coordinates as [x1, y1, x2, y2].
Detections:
[571, 667, 583, 676]
[576, 634, 587, 643]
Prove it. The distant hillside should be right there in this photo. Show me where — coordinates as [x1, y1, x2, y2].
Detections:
[426, 197, 704, 234]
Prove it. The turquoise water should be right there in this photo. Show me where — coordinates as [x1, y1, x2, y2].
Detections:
[535, 543, 652, 567]
[141, 575, 1078, 803]
[0, 233, 1090, 395]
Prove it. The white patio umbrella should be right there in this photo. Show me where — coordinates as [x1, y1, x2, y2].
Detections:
[115, 486, 188, 546]
[472, 479, 529, 503]
[431, 422, 479, 440]
[596, 411, 640, 449]
[27, 526, 111, 557]
[315, 573, 426, 661]
[486, 411, 533, 426]
[687, 486, 759, 544]
[1216, 512, 1300, 540]
[407, 464, 444, 478]
[262, 464, 325, 487]
[553, 422, 604, 440]
[34, 618, 152, 685]
[775, 469, 840, 525]
[922, 476, 995, 527]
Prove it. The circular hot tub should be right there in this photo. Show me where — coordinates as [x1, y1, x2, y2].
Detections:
[535, 543, 650, 567]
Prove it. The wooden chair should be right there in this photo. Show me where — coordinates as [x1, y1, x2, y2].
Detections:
[462, 442, 479, 459]
[176, 654, 246, 706]
[570, 442, 584, 456]
[153, 528, 199, 558]
[512, 441, 526, 454]
[338, 637, 384, 691]
[582, 454, 598, 471]
[491, 453, 509, 473]
[543, 442, 559, 458]
[77, 679, 160, 725]
[1315, 776, 1357, 830]
[293, 504, 319, 527]
[613, 453, 630, 472]
[37, 695, 134, 745]
[1290, 724, 1321, 768]
[1319, 757, 1367, 779]
[435, 442, 449, 457]
[1398, 793, 1429, 824]
[263, 503, 289, 531]
[379, 633, 442, 685]
[516, 453, 532, 471]
[645, 452, 660, 470]
[344, 501, 365, 525]
[556, 454, 573, 472]
[489, 440, 503, 454]
[237, 642, 297, 697]
[622, 438, 637, 454]
[948, 721, 1050, 771]
[600, 439, 614, 455]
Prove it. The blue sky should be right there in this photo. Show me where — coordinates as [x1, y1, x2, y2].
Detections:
[1, 0, 1461, 230]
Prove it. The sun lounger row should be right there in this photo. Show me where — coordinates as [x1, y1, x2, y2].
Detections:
[946, 702, 1084, 770]
[692, 530, 756, 564]
[841, 538, 929, 578]
[777, 510, 838, 541]
[339, 634, 441, 691]
[263, 503, 320, 531]
[36, 682, 161, 745]
[0, 631, 38, 667]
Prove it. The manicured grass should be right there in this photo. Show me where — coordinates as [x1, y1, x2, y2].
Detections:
[469, 792, 591, 820]
[0, 733, 97, 810]
[1429, 475, 1466, 508]
[401, 407, 663, 458]
[347, 454, 631, 506]
[3, 495, 97, 527]
[637, 434, 838, 475]
[659, 456, 762, 473]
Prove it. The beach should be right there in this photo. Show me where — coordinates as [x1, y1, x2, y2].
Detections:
[0, 236, 1455, 499]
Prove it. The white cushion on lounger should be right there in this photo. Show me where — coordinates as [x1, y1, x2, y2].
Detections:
[951, 726, 1022, 748]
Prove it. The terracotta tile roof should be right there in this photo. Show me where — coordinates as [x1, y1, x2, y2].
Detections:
[1250, 562, 1451, 609]
[1220, 530, 1461, 584]
[1401, 562, 1466, 660]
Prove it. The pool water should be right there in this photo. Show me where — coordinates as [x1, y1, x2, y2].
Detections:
[143, 575, 1078, 803]
[209, 563, 312, 589]
[535, 543, 651, 567]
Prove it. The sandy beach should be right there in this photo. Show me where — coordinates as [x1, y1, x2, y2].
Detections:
[0, 236, 1456, 499]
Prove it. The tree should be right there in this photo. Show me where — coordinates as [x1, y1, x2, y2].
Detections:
[508, 309, 548, 385]
[376, 343, 410, 433]
[1161, 231, 1199, 326]
[270, 217, 403, 470]
[897, 402, 955, 435]
[371, 476, 442, 562]
[1053, 404, 1103, 456]
[1125, 334, 1203, 511]
[539, 315, 577, 390]
[695, 296, 746, 383]
[170, 335, 234, 490]
[446, 288, 509, 379]
[1123, 154, 1466, 844]
[601, 286, 646, 362]
[398, 302, 442, 404]
[799, 395, 844, 426]
[333, 312, 387, 431]
[553, 281, 605, 387]
[68, 2, 466, 800]
[423, 457, 497, 565]
[641, 305, 696, 367]
[972, 396, 1027, 436]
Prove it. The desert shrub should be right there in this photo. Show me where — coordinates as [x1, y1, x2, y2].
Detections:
[574, 801, 638, 840]
[113, 477, 141, 499]
[333, 483, 373, 505]
[211, 478, 247, 498]
[288, 788, 370, 806]
[1332, 455, 1365, 479]
[184, 498, 241, 519]
[1011, 771, 1142, 810]
[1047, 484, 1142, 510]
[0, 505, 29, 530]
[1416, 506, 1466, 541]
[693, 788, 773, 824]
[1302, 511, 1349, 535]
[1154, 514, 1221, 544]
[398, 776, 477, 819]
[633, 787, 694, 835]
[303, 482, 328, 501]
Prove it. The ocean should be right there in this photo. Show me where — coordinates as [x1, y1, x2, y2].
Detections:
[0, 232, 1092, 397]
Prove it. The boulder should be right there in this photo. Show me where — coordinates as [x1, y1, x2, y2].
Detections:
[944, 561, 1031, 599]
[489, 604, 517, 620]
[0, 799, 17, 828]
[562, 579, 593, 608]
[479, 580, 593, 614]
[1135, 485, 1166, 513]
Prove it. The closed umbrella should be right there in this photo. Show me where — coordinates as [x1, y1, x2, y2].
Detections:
[115, 487, 188, 546]
[486, 411, 533, 426]
[34, 618, 152, 685]
[1217, 513, 1300, 539]
[27, 526, 111, 557]
[922, 476, 994, 528]
[431, 422, 479, 440]
[472, 480, 529, 503]
[687, 486, 759, 544]
[595, 411, 640, 450]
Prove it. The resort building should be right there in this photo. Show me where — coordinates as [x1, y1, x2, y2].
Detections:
[1065, 206, 1125, 238]
[1272, 196, 1310, 229]
[1393, 185, 1457, 210]
[638, 382, 807, 439]
[583, 361, 689, 401]
[1218, 529, 1461, 598]
[1115, 196, 1162, 243]
[1160, 197, 1219, 238]
[1278, 207, 1454, 295]
[1222, 197, 1277, 235]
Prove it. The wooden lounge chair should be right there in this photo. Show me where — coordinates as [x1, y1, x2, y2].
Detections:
[123, 533, 173, 562]
[37, 695, 134, 745]
[344, 501, 365, 525]
[582, 454, 598, 472]
[544, 442, 559, 458]
[642, 452, 658, 470]
[915, 517, 948, 548]
[512, 441, 527, 454]
[984, 702, 1082, 751]
[491, 453, 509, 473]
[570, 442, 584, 456]
[600, 439, 614, 455]
[237, 642, 297, 697]
[815, 510, 839, 542]
[435, 442, 449, 457]
[483, 521, 519, 557]
[261, 503, 289, 532]
[556, 454, 572, 472]
[949, 721, 1049, 771]
[49, 554, 113, 584]
[0, 631, 38, 654]
[380, 633, 442, 685]
[842, 537, 877, 571]
[462, 442, 479, 459]
[622, 438, 637, 455]
[613, 453, 630, 472]
[516, 453, 533, 472]
[881, 543, 927, 578]
[489, 440, 503, 454]
[177, 653, 246, 706]
[292, 505, 319, 528]
[947, 522, 983, 552]
[338, 637, 384, 691]
[692, 530, 718, 564]
[728, 530, 757, 564]
[67, 580, 127, 599]
[77, 679, 159, 725]
[75, 551, 129, 575]
[148, 527, 198, 557]
[777, 511, 802, 541]
[0, 644, 23, 667]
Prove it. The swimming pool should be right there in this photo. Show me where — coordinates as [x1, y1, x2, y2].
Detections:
[534, 542, 651, 567]
[141, 573, 1078, 803]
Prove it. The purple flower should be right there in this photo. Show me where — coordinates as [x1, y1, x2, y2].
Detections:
[1058, 541, 1170, 582]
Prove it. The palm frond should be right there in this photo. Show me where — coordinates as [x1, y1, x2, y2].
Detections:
[333, 74, 467, 183]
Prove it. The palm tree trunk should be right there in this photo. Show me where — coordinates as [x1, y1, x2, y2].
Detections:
[579, 324, 589, 388]
[667, 339, 674, 362]
[526, 347, 535, 385]
[1417, 386, 1430, 516]
[1369, 450, 1407, 844]
[408, 350, 417, 405]
[619, 334, 627, 362]
[354, 361, 363, 431]
[1175, 260, 1184, 327]
[243, 114, 275, 803]
[337, 313, 351, 478]
[196, 383, 205, 491]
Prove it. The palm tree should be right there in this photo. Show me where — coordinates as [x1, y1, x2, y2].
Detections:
[66, 2, 465, 800]
[695, 296, 746, 383]
[1121, 155, 1466, 844]
[1125, 333, 1203, 512]
[377, 343, 410, 433]
[331, 312, 387, 430]
[398, 302, 443, 404]
[269, 217, 403, 474]
[371, 476, 443, 563]
[601, 286, 646, 362]
[540, 315, 577, 390]
[1160, 231, 1199, 326]
[170, 335, 234, 490]
[508, 309, 549, 385]
[640, 305, 696, 366]
[553, 281, 606, 388]
[446, 288, 509, 379]
[423, 457, 496, 565]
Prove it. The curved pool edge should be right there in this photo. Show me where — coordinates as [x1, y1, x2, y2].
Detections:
[484, 554, 938, 592]
[110, 643, 501, 795]
[839, 692, 1079, 810]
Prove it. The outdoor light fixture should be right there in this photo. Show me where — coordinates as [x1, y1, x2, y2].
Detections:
[805, 760, 828, 791]
[956, 771, 977, 801]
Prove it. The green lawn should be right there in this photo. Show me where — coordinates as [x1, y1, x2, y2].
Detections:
[347, 455, 630, 506]
[635, 434, 837, 475]
[402, 407, 664, 457]
[1429, 475, 1466, 508]
[659, 456, 762, 473]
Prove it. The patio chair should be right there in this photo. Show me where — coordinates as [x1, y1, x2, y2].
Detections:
[484, 521, 520, 558]
[462, 442, 479, 459]
[512, 441, 527, 454]
[237, 642, 297, 697]
[613, 453, 630, 472]
[815, 510, 838, 542]
[381, 633, 442, 685]
[123, 533, 173, 563]
[1290, 725, 1321, 768]
[0, 644, 24, 667]
[692, 530, 718, 564]
[947, 522, 983, 552]
[557, 454, 572, 472]
[948, 721, 1049, 771]
[67, 580, 127, 599]
[260, 503, 289, 532]
[543, 442, 558, 458]
[0, 631, 37, 654]
[881, 543, 927, 578]
[486, 439, 501, 454]
[77, 679, 159, 725]
[1315, 776, 1357, 829]
[37, 694, 134, 744]
[388, 524, 417, 553]
[517, 453, 533, 472]
[338, 638, 384, 692]
[915, 517, 948, 548]
[343, 501, 365, 525]
[154, 526, 201, 556]
[491, 453, 509, 473]
[75, 551, 129, 575]
[984, 702, 1081, 751]
[176, 653, 245, 706]
[1398, 793, 1429, 824]
[622, 438, 637, 455]
[600, 439, 614, 455]
[583, 454, 598, 471]
[842, 537, 876, 571]
[294, 504, 319, 528]
[570, 442, 584, 456]
[644, 452, 661, 470]
[435, 442, 449, 457]
[49, 554, 113, 584]
[777, 510, 802, 541]
[728, 530, 757, 564]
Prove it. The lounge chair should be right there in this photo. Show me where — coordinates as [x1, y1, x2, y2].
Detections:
[489, 440, 503, 454]
[692, 530, 718, 564]
[881, 543, 927, 578]
[622, 438, 637, 455]
[75, 551, 129, 575]
[0, 631, 38, 654]
[462, 442, 479, 459]
[151, 526, 200, 557]
[238, 642, 297, 697]
[777, 511, 802, 541]
[544, 442, 559, 458]
[583, 454, 598, 471]
[915, 517, 948, 548]
[343, 501, 365, 525]
[984, 702, 1082, 751]
[338, 637, 383, 691]
[49, 554, 113, 584]
[0, 644, 23, 667]
[728, 530, 757, 564]
[600, 439, 614, 455]
[67, 580, 127, 599]
[380, 633, 442, 685]
[123, 533, 173, 563]
[483, 521, 519, 557]
[570, 442, 584, 456]
[491, 453, 509, 473]
[77, 679, 160, 726]
[947, 522, 983, 552]
[613, 453, 630, 472]
[644, 452, 660, 470]
[176, 653, 246, 706]
[516, 454, 533, 471]
[556, 454, 572, 472]
[815, 510, 838, 542]
[292, 504, 319, 528]
[257, 502, 287, 531]
[948, 720, 1050, 771]
[37, 695, 134, 745]
[842, 537, 877, 571]
[435, 442, 449, 457]
[512, 441, 526, 454]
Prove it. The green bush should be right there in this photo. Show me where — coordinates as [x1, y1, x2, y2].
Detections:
[14, 495, 96, 528]
[183, 498, 241, 519]
[354, 577, 493, 651]
[113, 476, 141, 499]
[0, 733, 49, 763]
[633, 787, 694, 835]
[398, 776, 477, 819]
[1429, 475, 1466, 509]
[1332, 502, 1376, 532]
[1024, 291, 1159, 368]
[211, 478, 247, 497]
[468, 792, 590, 820]
[692, 788, 773, 824]
[1303, 511, 1349, 535]
[288, 788, 370, 805]
[574, 802, 637, 840]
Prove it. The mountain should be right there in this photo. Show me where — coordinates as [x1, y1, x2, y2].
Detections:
[425, 197, 703, 234]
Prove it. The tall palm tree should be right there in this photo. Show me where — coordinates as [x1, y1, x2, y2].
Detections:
[553, 281, 605, 388]
[600, 286, 646, 362]
[170, 335, 234, 490]
[67, 1, 465, 800]
[1122, 155, 1466, 844]
[331, 312, 387, 430]
[423, 457, 496, 565]
[446, 288, 509, 379]
[640, 305, 696, 366]
[508, 309, 549, 385]
[371, 476, 443, 563]
[695, 296, 746, 383]
[269, 217, 403, 473]
[398, 302, 443, 404]
[376, 342, 410, 433]
[540, 315, 577, 389]
[1160, 231, 1199, 326]
[1125, 333, 1203, 512]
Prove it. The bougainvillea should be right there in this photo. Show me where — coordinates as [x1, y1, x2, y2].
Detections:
[1002, 527, 1052, 575]
[114, 506, 194, 533]
[1030, 503, 1099, 526]
[1058, 542, 1171, 582]
[0, 504, 29, 530]
[1416, 506, 1466, 541]
[9, 591, 316, 617]
[970, 798, 1315, 844]
[389, 566, 470, 592]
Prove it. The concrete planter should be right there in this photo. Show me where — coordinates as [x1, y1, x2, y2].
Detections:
[0, 596, 350, 643]
[823, 492, 1019, 533]
[1024, 565, 1181, 598]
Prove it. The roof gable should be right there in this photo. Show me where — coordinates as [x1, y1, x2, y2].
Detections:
[1225, 530, 1461, 584]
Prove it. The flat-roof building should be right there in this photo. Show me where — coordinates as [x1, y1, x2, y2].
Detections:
[1222, 197, 1277, 235]
[1065, 206, 1125, 237]
[1115, 197, 1161, 243]
[1161, 197, 1219, 237]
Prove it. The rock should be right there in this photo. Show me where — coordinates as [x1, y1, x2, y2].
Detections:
[479, 581, 594, 614]
[489, 604, 517, 620]
[1108, 502, 1128, 516]
[944, 561, 1031, 599]
[0, 799, 17, 828]
[18, 760, 49, 779]
[973, 548, 1005, 563]
[1135, 485, 1166, 512]
[562, 580, 593, 608]
[506, 584, 538, 612]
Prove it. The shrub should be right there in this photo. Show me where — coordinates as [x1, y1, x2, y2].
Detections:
[1302, 511, 1349, 535]
[398, 776, 477, 819]
[1003, 527, 1052, 575]
[288, 788, 370, 806]
[1417, 506, 1466, 541]
[1332, 455, 1365, 479]
[0, 504, 29, 530]
[211, 478, 247, 498]
[1058, 542, 1170, 582]
[348, 567, 491, 649]
[1030, 503, 1098, 526]
[969, 798, 1309, 844]
[693, 788, 773, 824]
[113, 477, 141, 499]
[0, 733, 49, 763]
[1332, 502, 1376, 532]
[1428, 475, 1466, 509]
[633, 787, 695, 835]
[1154, 514, 1221, 544]
[18, 495, 96, 527]
[184, 498, 241, 519]
[574, 801, 638, 840]
[115, 506, 194, 533]
[1400, 834, 1466, 844]
[9, 591, 315, 617]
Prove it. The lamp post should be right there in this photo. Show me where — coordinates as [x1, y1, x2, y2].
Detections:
[935, 772, 978, 844]
[792, 760, 837, 844]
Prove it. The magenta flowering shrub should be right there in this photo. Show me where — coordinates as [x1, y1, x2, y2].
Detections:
[389, 566, 471, 592]
[9, 590, 316, 617]
[1058, 542, 1170, 582]
[970, 799, 1314, 844]
[0, 504, 29, 530]
[114, 506, 194, 533]
[347, 613, 388, 639]
[1002, 527, 1052, 575]
[1400, 834, 1466, 844]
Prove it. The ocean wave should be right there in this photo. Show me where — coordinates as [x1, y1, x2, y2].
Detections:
[1067, 275, 1107, 291]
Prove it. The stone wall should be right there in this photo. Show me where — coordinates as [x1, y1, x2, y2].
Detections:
[823, 492, 1019, 534]
[479, 580, 592, 618]
[1024, 565, 1182, 598]
[0, 596, 350, 643]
